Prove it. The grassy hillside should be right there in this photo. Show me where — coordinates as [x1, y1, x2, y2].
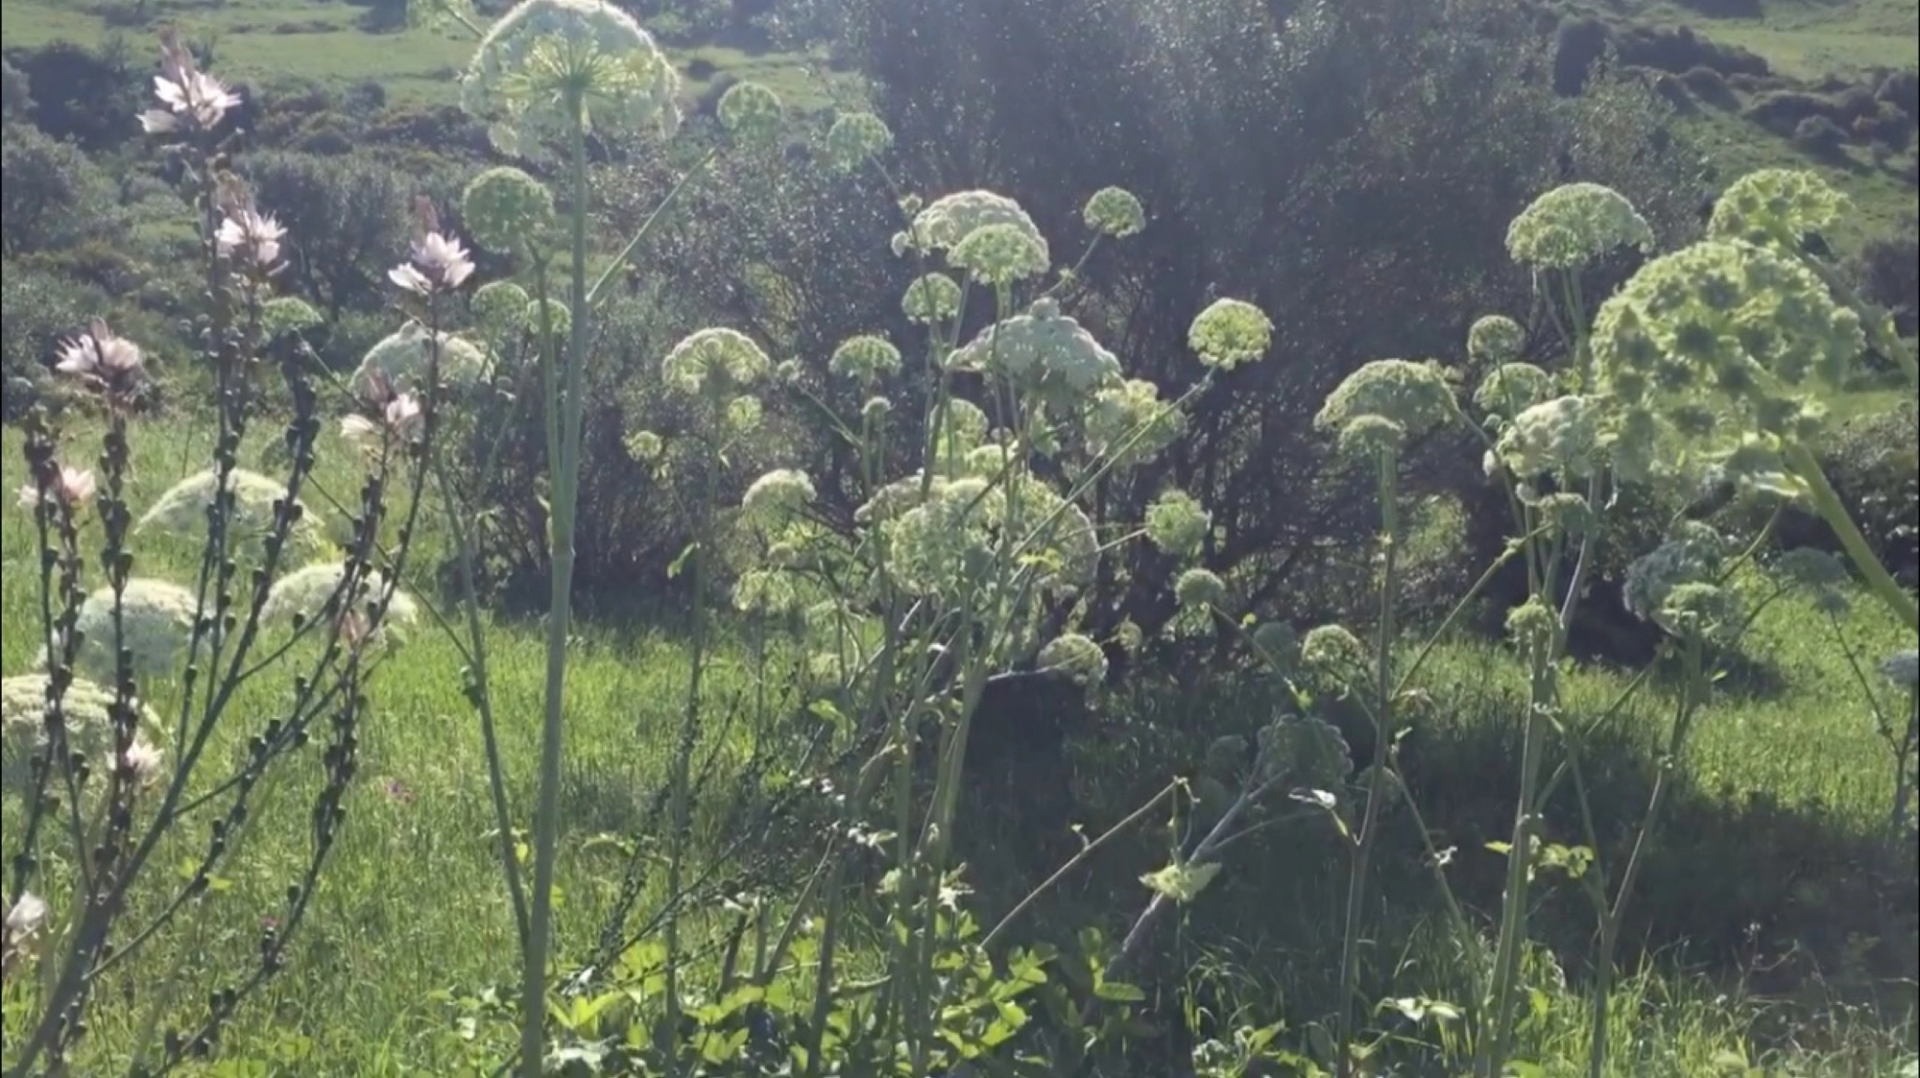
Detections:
[0, 0, 846, 110]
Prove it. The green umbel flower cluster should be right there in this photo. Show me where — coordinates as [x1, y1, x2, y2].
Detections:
[1706, 168, 1848, 250]
[1505, 182, 1653, 270]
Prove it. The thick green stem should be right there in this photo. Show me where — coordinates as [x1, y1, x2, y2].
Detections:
[1786, 442, 1919, 635]
[1335, 450, 1400, 1078]
[519, 101, 591, 1078]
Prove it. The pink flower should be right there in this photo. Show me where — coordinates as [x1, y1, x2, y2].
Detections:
[341, 391, 425, 448]
[16, 465, 97, 512]
[2, 891, 49, 983]
[388, 196, 473, 296]
[115, 738, 166, 792]
[389, 233, 475, 296]
[139, 29, 240, 136]
[216, 208, 287, 272]
[55, 319, 146, 407]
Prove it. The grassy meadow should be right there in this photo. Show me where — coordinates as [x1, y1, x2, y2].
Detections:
[2, 0, 1918, 1074]
[2, 405, 1914, 1072]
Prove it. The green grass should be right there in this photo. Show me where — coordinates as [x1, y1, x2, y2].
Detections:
[5, 406, 1913, 1073]
[0, 0, 849, 111]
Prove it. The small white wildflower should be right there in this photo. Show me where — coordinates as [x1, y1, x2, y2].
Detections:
[1083, 187, 1146, 239]
[1505, 182, 1654, 270]
[215, 207, 287, 273]
[389, 201, 476, 296]
[661, 327, 772, 398]
[114, 736, 166, 792]
[3, 890, 50, 982]
[1038, 632, 1108, 686]
[341, 390, 426, 451]
[1187, 298, 1272, 371]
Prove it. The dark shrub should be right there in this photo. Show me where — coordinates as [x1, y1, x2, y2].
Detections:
[1745, 90, 1841, 137]
[1792, 114, 1850, 158]
[1612, 23, 1770, 78]
[1, 120, 121, 257]
[0, 259, 103, 421]
[1682, 65, 1740, 109]
[1853, 219, 1919, 338]
[5, 41, 141, 151]
[1771, 404, 1920, 589]
[842, 0, 1699, 643]
[1553, 16, 1610, 95]
[1671, 0, 1760, 16]
[1878, 68, 1919, 121]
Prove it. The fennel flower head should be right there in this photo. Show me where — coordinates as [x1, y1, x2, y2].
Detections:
[136, 467, 320, 561]
[1038, 632, 1109, 686]
[57, 579, 200, 682]
[823, 111, 893, 173]
[460, 0, 681, 160]
[1315, 359, 1458, 455]
[1622, 521, 1729, 632]
[1492, 394, 1601, 479]
[948, 297, 1122, 409]
[1467, 315, 1525, 366]
[662, 327, 771, 399]
[2, 673, 165, 797]
[351, 321, 490, 395]
[893, 191, 1050, 270]
[883, 474, 1097, 604]
[1706, 169, 1848, 250]
[902, 273, 963, 325]
[741, 468, 817, 527]
[472, 280, 534, 332]
[1473, 362, 1555, 423]
[1083, 187, 1146, 239]
[1505, 182, 1654, 270]
[1144, 488, 1210, 560]
[1174, 567, 1228, 610]
[261, 562, 419, 639]
[829, 334, 902, 385]
[1589, 239, 1863, 454]
[1187, 298, 1272, 372]
[1083, 378, 1184, 468]
[461, 166, 556, 254]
